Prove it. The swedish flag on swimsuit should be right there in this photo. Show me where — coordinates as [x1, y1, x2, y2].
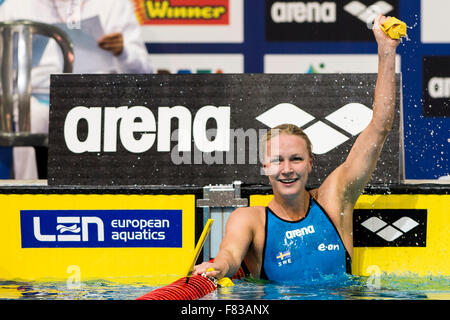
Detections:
[261, 196, 351, 282]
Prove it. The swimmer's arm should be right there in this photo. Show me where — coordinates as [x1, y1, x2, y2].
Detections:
[315, 15, 399, 253]
[332, 14, 400, 204]
[193, 207, 253, 279]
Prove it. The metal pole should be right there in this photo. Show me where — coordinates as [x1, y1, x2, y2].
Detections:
[0, 20, 73, 147]
[16, 25, 32, 133]
[0, 26, 14, 133]
[197, 181, 248, 262]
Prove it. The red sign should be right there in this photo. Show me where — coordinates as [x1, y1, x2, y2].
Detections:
[132, 0, 229, 25]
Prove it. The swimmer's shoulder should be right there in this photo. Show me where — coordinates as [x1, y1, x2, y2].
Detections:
[228, 206, 266, 227]
[233, 205, 265, 215]
[309, 188, 319, 199]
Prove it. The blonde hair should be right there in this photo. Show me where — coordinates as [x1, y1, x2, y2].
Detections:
[260, 124, 313, 162]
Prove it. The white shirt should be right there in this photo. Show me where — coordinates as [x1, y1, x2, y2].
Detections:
[0, 0, 153, 93]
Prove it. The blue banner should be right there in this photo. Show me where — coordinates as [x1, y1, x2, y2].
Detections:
[20, 210, 182, 248]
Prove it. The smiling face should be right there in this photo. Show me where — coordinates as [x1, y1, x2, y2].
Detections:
[262, 133, 313, 197]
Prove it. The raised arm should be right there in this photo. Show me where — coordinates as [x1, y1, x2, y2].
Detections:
[315, 15, 401, 253]
[193, 207, 254, 279]
[322, 15, 400, 205]
[343, 15, 399, 200]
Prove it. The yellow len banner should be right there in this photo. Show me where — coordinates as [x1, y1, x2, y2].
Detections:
[0, 194, 195, 285]
[250, 194, 449, 276]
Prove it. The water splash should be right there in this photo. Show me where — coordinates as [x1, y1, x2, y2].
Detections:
[1, 273, 449, 300]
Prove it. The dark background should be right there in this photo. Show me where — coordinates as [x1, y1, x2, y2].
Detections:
[49, 73, 400, 186]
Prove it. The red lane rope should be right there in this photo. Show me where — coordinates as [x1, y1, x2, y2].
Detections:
[231, 266, 246, 280]
[136, 275, 217, 300]
[136, 258, 246, 300]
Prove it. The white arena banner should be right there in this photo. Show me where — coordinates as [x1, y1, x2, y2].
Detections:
[133, 0, 244, 43]
[421, 0, 450, 43]
[149, 54, 244, 74]
[264, 54, 401, 74]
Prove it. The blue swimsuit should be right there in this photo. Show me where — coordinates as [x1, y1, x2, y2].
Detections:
[260, 196, 351, 282]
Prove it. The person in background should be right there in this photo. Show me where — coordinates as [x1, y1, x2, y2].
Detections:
[193, 14, 399, 282]
[0, 0, 153, 179]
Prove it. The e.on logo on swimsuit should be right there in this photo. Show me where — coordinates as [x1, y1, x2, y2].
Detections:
[133, 0, 229, 25]
[317, 243, 340, 251]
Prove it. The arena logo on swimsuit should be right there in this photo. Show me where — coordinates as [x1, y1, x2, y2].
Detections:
[285, 225, 315, 240]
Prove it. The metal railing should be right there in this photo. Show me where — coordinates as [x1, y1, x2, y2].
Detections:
[0, 20, 73, 147]
[197, 181, 248, 261]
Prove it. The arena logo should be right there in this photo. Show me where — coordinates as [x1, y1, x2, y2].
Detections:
[428, 77, 450, 99]
[422, 56, 450, 117]
[133, 0, 229, 25]
[256, 102, 373, 155]
[63, 101, 373, 164]
[64, 105, 231, 154]
[353, 209, 427, 247]
[269, 1, 394, 25]
[63, 101, 372, 163]
[343, 0, 394, 28]
[270, 1, 336, 23]
[285, 225, 315, 240]
[49, 73, 397, 186]
[266, 0, 399, 41]
[360, 216, 419, 242]
[63, 105, 273, 167]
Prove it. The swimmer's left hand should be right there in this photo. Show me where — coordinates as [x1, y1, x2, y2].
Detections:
[373, 14, 401, 50]
[98, 32, 124, 56]
[205, 268, 235, 287]
[193, 262, 223, 278]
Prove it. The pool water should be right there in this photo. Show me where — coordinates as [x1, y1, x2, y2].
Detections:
[203, 274, 450, 300]
[1, 274, 449, 300]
